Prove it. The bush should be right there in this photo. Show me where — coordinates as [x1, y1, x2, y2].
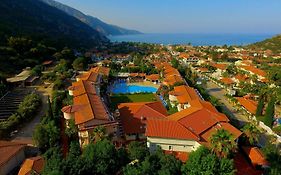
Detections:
[0, 93, 41, 138]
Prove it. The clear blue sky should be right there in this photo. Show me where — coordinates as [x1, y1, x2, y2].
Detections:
[55, 0, 281, 34]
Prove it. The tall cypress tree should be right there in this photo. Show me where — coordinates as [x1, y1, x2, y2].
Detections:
[264, 97, 276, 128]
[256, 96, 264, 116]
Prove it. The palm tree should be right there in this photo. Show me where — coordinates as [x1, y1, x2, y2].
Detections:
[210, 129, 237, 158]
[92, 126, 106, 143]
[242, 122, 261, 145]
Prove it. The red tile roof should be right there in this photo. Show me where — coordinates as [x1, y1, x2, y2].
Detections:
[90, 66, 110, 76]
[234, 74, 248, 82]
[73, 94, 109, 125]
[220, 77, 234, 85]
[146, 86, 241, 143]
[200, 123, 242, 142]
[118, 102, 167, 134]
[210, 63, 228, 70]
[146, 74, 160, 81]
[71, 80, 97, 97]
[234, 152, 263, 175]
[146, 119, 199, 140]
[239, 65, 266, 77]
[164, 150, 189, 162]
[236, 97, 257, 115]
[18, 156, 44, 175]
[169, 85, 199, 104]
[242, 146, 269, 167]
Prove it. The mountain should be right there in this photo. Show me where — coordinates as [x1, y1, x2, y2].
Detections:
[40, 0, 142, 36]
[0, 0, 108, 48]
[249, 34, 281, 54]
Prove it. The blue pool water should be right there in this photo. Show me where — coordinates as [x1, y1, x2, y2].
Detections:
[111, 83, 157, 94]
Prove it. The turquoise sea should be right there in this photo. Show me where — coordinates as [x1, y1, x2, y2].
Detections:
[109, 33, 276, 46]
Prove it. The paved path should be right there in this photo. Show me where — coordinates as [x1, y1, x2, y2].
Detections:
[205, 81, 249, 123]
[203, 80, 268, 146]
[12, 84, 53, 143]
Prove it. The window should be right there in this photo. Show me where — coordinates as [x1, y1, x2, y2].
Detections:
[169, 146, 172, 150]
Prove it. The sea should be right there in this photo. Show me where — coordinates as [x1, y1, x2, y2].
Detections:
[109, 33, 275, 46]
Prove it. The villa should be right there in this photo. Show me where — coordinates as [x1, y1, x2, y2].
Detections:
[236, 96, 258, 115]
[146, 86, 242, 161]
[145, 74, 160, 84]
[169, 85, 200, 111]
[117, 101, 168, 141]
[62, 67, 118, 147]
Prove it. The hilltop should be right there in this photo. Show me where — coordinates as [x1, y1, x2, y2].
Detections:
[0, 0, 108, 48]
[249, 34, 281, 54]
[41, 0, 142, 36]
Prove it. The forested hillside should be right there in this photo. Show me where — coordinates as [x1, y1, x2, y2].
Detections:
[0, 0, 108, 48]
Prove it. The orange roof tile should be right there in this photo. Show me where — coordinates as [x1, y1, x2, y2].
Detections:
[234, 74, 248, 81]
[73, 94, 109, 125]
[18, 156, 44, 175]
[71, 80, 96, 97]
[81, 72, 100, 82]
[242, 147, 269, 167]
[90, 66, 110, 76]
[198, 67, 209, 72]
[164, 150, 189, 162]
[220, 77, 234, 85]
[200, 123, 242, 142]
[236, 97, 257, 115]
[146, 119, 199, 140]
[239, 65, 266, 77]
[210, 63, 228, 70]
[118, 102, 167, 134]
[146, 74, 160, 81]
[179, 53, 189, 59]
[163, 75, 183, 86]
[169, 85, 200, 104]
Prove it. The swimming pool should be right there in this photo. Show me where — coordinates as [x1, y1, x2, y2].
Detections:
[111, 82, 158, 94]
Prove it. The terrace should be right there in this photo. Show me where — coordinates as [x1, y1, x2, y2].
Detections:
[0, 88, 31, 121]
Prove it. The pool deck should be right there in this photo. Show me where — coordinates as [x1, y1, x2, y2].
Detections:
[128, 81, 160, 89]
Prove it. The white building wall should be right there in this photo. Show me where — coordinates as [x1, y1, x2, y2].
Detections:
[147, 137, 201, 153]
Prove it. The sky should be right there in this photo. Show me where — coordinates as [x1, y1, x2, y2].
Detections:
[55, 0, 281, 34]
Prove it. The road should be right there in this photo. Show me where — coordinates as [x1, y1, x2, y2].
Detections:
[203, 80, 269, 146]
[12, 84, 53, 143]
[204, 81, 249, 123]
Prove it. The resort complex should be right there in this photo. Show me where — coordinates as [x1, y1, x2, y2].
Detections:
[1, 0, 281, 174]
[62, 62, 242, 161]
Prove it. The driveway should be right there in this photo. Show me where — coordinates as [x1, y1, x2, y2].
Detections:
[203, 80, 269, 146]
[12, 84, 53, 143]
[205, 81, 249, 123]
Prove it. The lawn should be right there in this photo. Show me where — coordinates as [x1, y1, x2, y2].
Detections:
[110, 93, 157, 109]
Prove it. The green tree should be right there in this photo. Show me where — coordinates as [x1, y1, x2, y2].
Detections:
[92, 126, 106, 142]
[256, 96, 265, 116]
[264, 97, 276, 128]
[210, 129, 237, 158]
[65, 119, 78, 139]
[128, 141, 149, 161]
[31, 65, 43, 76]
[72, 57, 88, 71]
[262, 136, 281, 175]
[182, 146, 235, 175]
[171, 58, 179, 68]
[33, 120, 60, 151]
[242, 122, 261, 145]
[42, 147, 64, 175]
[82, 139, 119, 175]
[124, 149, 182, 175]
